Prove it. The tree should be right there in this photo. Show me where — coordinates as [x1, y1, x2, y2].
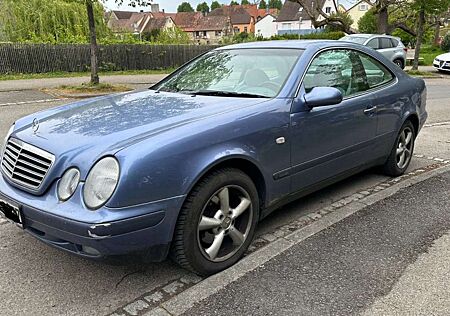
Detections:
[325, 12, 353, 33]
[80, 0, 150, 85]
[211, 1, 221, 10]
[268, 0, 282, 10]
[177, 2, 194, 12]
[358, 8, 378, 33]
[293, 0, 355, 34]
[411, 0, 450, 70]
[258, 0, 267, 9]
[230, 1, 239, 5]
[241, 0, 250, 4]
[196, 1, 210, 13]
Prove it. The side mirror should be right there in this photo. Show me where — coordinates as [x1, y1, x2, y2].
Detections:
[304, 87, 343, 108]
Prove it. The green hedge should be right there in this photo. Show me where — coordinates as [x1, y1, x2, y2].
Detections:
[267, 31, 345, 41]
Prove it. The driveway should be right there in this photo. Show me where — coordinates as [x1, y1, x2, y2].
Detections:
[0, 78, 449, 315]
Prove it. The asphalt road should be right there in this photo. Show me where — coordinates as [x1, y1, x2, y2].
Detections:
[0, 77, 449, 315]
[185, 171, 450, 316]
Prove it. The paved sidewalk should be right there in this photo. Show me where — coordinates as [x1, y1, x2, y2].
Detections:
[0, 74, 168, 92]
[184, 171, 450, 316]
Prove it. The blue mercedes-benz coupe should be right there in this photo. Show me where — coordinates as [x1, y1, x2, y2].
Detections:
[0, 40, 427, 275]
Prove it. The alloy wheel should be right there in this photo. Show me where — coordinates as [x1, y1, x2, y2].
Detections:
[197, 185, 253, 262]
[396, 126, 413, 169]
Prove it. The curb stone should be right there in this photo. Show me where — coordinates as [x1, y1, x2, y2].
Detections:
[107, 154, 449, 316]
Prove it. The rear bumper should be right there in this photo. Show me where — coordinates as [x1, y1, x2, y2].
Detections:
[0, 174, 185, 261]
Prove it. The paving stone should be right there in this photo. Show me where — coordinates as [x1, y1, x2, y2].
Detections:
[260, 233, 277, 242]
[142, 307, 171, 316]
[180, 274, 203, 285]
[162, 281, 184, 295]
[331, 202, 344, 208]
[123, 300, 150, 316]
[308, 212, 322, 220]
[273, 229, 287, 238]
[144, 291, 164, 304]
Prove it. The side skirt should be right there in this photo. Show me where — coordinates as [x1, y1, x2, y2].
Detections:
[260, 157, 386, 220]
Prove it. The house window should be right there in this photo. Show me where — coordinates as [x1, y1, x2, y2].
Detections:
[359, 4, 368, 11]
[282, 23, 291, 30]
[234, 27, 240, 33]
[203, 31, 207, 37]
[325, 7, 331, 14]
[195, 31, 200, 37]
[244, 26, 248, 33]
[215, 31, 222, 36]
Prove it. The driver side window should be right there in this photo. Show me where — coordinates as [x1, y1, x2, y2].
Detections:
[304, 49, 369, 98]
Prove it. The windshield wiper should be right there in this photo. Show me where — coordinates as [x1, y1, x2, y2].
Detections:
[186, 90, 269, 98]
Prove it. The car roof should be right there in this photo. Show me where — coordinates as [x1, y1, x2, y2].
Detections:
[344, 33, 398, 40]
[215, 40, 352, 50]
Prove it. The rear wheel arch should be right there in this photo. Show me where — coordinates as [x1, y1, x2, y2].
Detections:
[405, 113, 419, 137]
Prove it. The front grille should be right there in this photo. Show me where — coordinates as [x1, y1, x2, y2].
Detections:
[1, 138, 54, 190]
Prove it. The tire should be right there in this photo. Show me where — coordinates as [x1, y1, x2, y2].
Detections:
[383, 120, 415, 177]
[170, 168, 259, 276]
[394, 58, 405, 69]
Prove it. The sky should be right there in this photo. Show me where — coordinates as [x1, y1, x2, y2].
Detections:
[104, 0, 355, 13]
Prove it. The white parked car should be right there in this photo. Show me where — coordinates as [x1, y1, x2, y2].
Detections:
[433, 53, 450, 72]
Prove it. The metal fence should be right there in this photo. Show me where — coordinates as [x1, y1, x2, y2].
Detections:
[0, 44, 219, 74]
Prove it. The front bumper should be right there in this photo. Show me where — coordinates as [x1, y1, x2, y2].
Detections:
[0, 174, 185, 261]
[433, 60, 450, 71]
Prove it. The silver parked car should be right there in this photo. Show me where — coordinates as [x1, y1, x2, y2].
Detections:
[340, 34, 407, 69]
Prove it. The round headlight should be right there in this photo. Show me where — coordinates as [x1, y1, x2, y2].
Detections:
[57, 168, 80, 201]
[83, 157, 120, 210]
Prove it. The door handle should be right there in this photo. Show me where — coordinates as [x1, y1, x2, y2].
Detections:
[364, 106, 377, 115]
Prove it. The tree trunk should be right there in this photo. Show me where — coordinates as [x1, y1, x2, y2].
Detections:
[412, 9, 425, 71]
[86, 0, 99, 85]
[433, 16, 441, 47]
[377, 6, 389, 34]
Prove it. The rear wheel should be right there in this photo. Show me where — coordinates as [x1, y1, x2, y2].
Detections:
[170, 168, 259, 276]
[383, 121, 415, 176]
[393, 59, 405, 69]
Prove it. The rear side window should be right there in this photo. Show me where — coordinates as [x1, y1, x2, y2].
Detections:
[357, 52, 394, 88]
[380, 38, 393, 49]
[367, 39, 379, 49]
[391, 38, 399, 47]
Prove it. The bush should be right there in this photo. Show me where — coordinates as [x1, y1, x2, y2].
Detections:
[267, 31, 345, 41]
[441, 33, 450, 51]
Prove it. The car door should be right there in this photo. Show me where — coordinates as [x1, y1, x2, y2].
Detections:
[357, 51, 398, 157]
[289, 49, 378, 192]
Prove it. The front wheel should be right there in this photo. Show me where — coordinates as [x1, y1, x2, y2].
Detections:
[170, 168, 259, 276]
[382, 121, 415, 176]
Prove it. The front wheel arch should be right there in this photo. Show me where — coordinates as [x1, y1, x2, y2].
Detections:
[186, 156, 267, 211]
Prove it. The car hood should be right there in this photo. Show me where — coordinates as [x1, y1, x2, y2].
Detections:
[13, 89, 267, 165]
[436, 52, 450, 61]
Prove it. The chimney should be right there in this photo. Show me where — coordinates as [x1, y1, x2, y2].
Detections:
[151, 3, 160, 12]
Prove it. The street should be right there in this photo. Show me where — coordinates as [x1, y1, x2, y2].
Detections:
[0, 76, 449, 316]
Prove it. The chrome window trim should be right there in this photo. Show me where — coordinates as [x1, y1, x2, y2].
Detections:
[295, 46, 398, 102]
[1, 138, 55, 191]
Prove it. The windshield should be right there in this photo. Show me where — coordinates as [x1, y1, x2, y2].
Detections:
[152, 48, 303, 98]
[340, 36, 368, 45]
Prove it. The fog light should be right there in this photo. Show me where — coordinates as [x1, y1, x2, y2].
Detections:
[81, 245, 101, 256]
